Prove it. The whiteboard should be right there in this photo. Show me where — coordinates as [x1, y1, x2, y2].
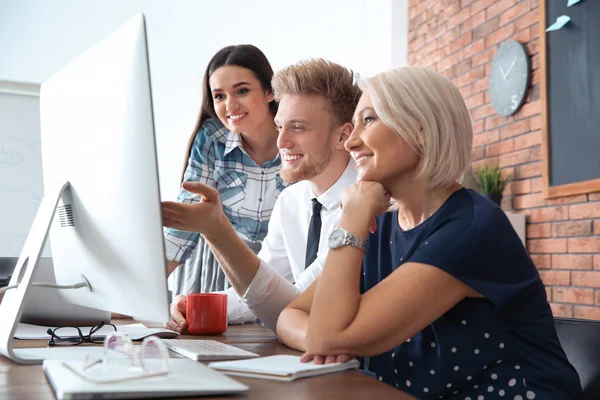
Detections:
[0, 88, 51, 257]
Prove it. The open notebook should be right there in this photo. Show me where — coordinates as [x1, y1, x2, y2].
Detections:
[208, 354, 360, 382]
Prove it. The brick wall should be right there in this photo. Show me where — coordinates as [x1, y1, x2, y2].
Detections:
[407, 0, 600, 319]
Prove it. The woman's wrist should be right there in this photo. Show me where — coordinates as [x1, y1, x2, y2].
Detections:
[337, 209, 372, 238]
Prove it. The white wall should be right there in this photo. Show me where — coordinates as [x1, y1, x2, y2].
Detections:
[392, 0, 409, 67]
[0, 0, 405, 198]
[0, 0, 407, 256]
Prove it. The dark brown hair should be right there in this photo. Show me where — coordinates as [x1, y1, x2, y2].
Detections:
[181, 45, 277, 181]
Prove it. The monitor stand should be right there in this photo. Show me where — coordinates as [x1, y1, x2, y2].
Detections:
[0, 182, 95, 364]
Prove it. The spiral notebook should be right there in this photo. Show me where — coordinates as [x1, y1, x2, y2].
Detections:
[208, 354, 360, 382]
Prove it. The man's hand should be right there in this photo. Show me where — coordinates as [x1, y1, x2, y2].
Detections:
[162, 182, 226, 237]
[165, 295, 187, 333]
[300, 352, 353, 365]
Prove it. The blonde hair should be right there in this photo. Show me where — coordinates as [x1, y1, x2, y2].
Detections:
[272, 58, 361, 124]
[359, 66, 473, 188]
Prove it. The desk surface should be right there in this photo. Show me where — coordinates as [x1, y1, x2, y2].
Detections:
[0, 322, 401, 399]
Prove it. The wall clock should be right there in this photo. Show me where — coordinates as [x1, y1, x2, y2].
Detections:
[489, 40, 530, 117]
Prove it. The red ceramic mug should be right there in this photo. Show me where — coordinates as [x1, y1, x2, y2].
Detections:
[186, 293, 228, 335]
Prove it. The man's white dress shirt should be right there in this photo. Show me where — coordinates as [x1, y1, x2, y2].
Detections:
[223, 160, 357, 330]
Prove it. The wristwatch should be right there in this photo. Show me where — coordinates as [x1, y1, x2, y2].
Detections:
[328, 227, 368, 252]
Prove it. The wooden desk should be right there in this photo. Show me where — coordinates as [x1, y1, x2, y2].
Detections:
[0, 323, 400, 399]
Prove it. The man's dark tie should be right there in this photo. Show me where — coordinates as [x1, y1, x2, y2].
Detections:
[305, 198, 323, 268]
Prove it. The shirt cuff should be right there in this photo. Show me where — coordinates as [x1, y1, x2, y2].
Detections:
[163, 240, 182, 263]
[220, 287, 258, 325]
[163, 229, 200, 263]
[240, 260, 279, 306]
[239, 260, 300, 331]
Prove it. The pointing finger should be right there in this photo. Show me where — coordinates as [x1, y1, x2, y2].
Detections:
[181, 182, 220, 203]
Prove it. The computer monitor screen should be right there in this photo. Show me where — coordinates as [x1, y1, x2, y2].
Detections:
[39, 14, 169, 324]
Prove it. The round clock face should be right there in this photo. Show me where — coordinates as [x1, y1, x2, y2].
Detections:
[489, 40, 530, 117]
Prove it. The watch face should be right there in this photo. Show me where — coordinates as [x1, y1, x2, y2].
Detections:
[489, 40, 530, 117]
[328, 228, 344, 248]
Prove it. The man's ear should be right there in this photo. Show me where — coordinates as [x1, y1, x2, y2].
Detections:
[335, 122, 354, 149]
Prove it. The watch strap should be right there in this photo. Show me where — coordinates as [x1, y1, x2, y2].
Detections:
[339, 228, 368, 252]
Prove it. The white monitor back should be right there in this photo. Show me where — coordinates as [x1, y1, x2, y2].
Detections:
[21, 258, 111, 326]
[39, 14, 169, 323]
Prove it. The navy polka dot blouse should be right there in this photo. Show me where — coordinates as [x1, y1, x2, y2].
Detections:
[361, 189, 582, 399]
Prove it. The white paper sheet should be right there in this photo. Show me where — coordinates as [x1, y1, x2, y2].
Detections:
[546, 15, 571, 32]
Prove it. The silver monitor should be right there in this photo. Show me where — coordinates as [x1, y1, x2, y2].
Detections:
[0, 13, 169, 364]
[21, 258, 110, 327]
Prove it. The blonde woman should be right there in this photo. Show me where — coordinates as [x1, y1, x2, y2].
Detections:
[276, 67, 583, 399]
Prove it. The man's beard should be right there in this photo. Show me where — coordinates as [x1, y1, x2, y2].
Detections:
[280, 148, 333, 184]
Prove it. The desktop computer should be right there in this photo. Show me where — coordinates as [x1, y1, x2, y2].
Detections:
[0, 13, 170, 364]
[0, 14, 252, 399]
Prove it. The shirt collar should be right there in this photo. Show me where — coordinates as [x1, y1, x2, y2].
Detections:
[224, 130, 244, 156]
[311, 159, 357, 211]
[223, 130, 282, 165]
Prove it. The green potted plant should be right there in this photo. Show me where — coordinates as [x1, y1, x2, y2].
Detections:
[474, 165, 507, 207]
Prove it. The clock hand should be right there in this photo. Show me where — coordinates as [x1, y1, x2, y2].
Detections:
[505, 59, 517, 79]
[499, 65, 507, 80]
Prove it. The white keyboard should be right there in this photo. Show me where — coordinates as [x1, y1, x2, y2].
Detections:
[163, 339, 259, 361]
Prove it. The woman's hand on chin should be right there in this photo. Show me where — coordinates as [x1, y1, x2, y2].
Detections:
[340, 181, 391, 233]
